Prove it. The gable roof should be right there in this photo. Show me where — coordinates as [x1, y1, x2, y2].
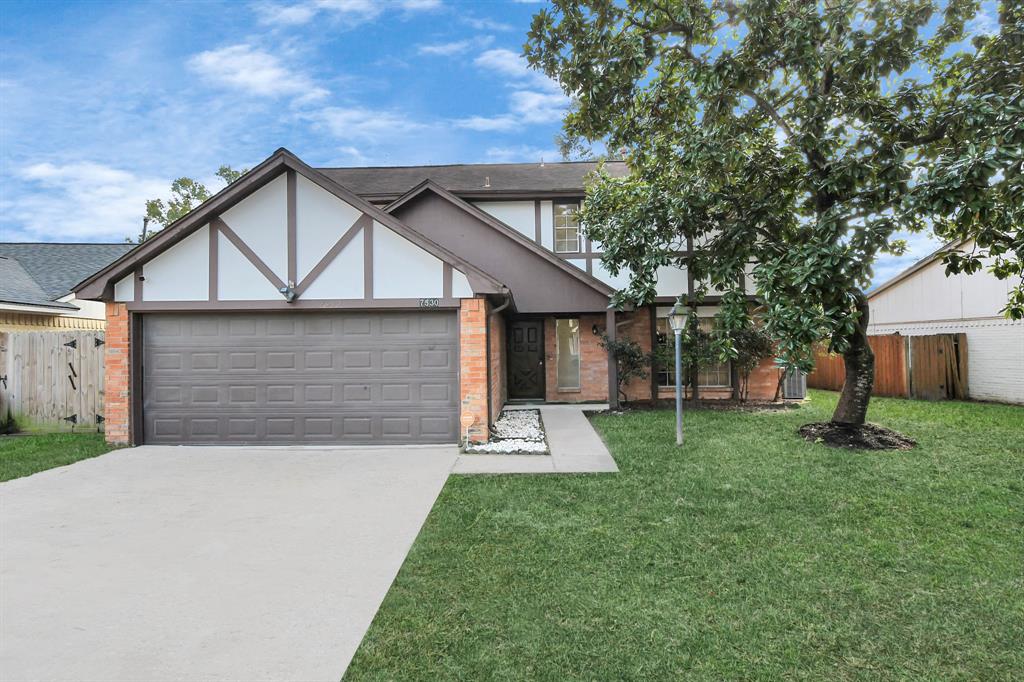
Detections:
[386, 179, 615, 299]
[74, 148, 508, 300]
[319, 160, 629, 200]
[0, 243, 133, 301]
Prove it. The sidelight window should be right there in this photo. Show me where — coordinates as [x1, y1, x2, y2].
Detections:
[556, 318, 581, 390]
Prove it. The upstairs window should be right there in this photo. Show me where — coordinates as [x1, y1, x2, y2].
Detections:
[554, 202, 581, 253]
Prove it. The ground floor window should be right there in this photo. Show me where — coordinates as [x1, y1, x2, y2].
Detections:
[655, 308, 731, 389]
[556, 318, 581, 390]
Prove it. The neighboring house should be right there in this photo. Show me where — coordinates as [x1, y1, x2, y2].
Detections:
[75, 148, 780, 447]
[0, 243, 133, 332]
[868, 240, 1024, 405]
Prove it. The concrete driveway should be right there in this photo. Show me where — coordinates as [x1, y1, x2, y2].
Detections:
[0, 444, 458, 682]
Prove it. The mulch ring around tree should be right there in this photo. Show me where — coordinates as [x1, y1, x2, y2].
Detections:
[799, 422, 916, 451]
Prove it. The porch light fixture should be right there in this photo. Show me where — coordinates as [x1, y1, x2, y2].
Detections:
[279, 284, 297, 303]
[668, 301, 687, 446]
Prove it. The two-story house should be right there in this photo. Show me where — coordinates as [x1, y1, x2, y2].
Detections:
[75, 148, 779, 446]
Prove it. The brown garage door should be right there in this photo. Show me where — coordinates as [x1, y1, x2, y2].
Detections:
[142, 311, 459, 445]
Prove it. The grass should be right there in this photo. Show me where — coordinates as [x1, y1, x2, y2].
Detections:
[0, 431, 114, 482]
[345, 391, 1024, 680]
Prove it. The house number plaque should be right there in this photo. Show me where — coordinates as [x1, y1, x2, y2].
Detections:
[418, 298, 440, 307]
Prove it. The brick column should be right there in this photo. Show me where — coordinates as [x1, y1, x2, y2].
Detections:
[459, 297, 489, 443]
[104, 302, 131, 444]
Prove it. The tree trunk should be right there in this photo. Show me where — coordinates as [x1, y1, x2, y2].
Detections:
[832, 291, 875, 424]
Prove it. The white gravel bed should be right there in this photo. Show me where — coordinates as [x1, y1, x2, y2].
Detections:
[464, 409, 548, 454]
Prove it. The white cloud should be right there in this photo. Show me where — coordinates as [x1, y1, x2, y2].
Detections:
[6, 162, 169, 241]
[462, 16, 514, 32]
[457, 50, 568, 131]
[417, 36, 493, 56]
[253, 0, 440, 27]
[456, 115, 520, 132]
[188, 44, 328, 101]
[485, 145, 560, 163]
[303, 106, 428, 142]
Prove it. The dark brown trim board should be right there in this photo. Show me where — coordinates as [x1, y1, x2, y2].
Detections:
[443, 263, 453, 299]
[534, 200, 541, 244]
[129, 312, 144, 446]
[363, 219, 374, 299]
[125, 298, 464, 312]
[213, 217, 286, 292]
[208, 222, 218, 301]
[606, 308, 618, 409]
[286, 169, 297, 286]
[294, 214, 370, 297]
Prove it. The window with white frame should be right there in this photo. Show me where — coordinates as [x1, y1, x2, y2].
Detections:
[554, 202, 581, 253]
[655, 310, 731, 388]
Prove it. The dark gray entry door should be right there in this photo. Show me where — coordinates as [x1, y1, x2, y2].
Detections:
[142, 311, 459, 445]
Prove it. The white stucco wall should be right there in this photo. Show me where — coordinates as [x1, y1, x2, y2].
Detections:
[143, 225, 209, 301]
[113, 275, 134, 303]
[220, 174, 288, 282]
[295, 175, 363, 284]
[473, 201, 536, 240]
[372, 224, 444, 298]
[301, 228, 363, 300]
[451, 270, 474, 298]
[217, 232, 281, 300]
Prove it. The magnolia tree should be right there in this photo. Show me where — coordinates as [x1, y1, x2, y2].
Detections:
[526, 0, 1022, 426]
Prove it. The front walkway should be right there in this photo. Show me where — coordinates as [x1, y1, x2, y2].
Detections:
[453, 404, 619, 474]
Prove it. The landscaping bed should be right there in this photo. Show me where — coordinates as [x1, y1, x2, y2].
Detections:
[463, 409, 548, 455]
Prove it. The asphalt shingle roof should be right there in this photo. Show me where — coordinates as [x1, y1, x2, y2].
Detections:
[317, 160, 629, 198]
[0, 243, 133, 302]
[0, 256, 75, 308]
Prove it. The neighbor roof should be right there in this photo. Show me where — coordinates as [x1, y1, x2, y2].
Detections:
[0, 256, 76, 309]
[318, 160, 629, 200]
[0, 243, 133, 301]
[868, 239, 966, 299]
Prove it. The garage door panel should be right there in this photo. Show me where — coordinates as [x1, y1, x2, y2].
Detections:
[143, 311, 459, 444]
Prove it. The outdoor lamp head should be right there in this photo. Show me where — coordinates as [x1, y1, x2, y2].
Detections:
[668, 303, 687, 332]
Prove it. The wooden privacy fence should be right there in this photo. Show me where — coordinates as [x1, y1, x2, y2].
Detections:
[808, 333, 968, 400]
[0, 330, 106, 431]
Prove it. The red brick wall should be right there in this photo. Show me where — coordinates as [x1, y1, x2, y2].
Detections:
[104, 302, 131, 444]
[542, 308, 652, 403]
[459, 298, 489, 442]
[488, 308, 506, 422]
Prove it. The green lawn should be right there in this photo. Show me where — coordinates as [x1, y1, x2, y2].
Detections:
[0, 432, 114, 482]
[346, 391, 1023, 680]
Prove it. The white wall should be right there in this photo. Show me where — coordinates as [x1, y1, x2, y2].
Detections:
[868, 245, 1023, 404]
[220, 174, 288, 282]
[143, 225, 210, 301]
[473, 201, 536, 240]
[656, 265, 688, 298]
[295, 175, 363, 284]
[113, 275, 134, 303]
[373, 224, 444, 298]
[871, 245, 1013, 325]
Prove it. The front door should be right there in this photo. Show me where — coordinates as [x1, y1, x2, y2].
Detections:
[507, 319, 545, 400]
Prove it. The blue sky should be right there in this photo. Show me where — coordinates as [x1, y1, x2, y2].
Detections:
[0, 0, 995, 286]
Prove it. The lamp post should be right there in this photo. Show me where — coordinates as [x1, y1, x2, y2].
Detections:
[668, 302, 687, 446]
